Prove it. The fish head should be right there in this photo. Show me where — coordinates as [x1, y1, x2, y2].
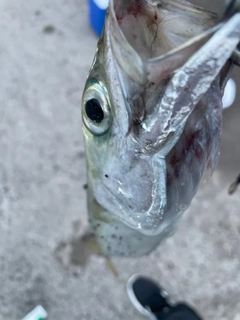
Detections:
[82, 0, 240, 255]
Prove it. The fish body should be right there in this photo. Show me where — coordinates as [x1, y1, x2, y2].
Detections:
[82, 0, 240, 257]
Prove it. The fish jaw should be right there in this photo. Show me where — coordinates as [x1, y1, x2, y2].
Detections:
[82, 0, 240, 255]
[87, 178, 181, 257]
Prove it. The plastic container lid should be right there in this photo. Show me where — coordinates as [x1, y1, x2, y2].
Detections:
[93, 0, 108, 10]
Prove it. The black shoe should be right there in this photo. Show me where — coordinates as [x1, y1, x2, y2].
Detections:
[127, 274, 171, 319]
[157, 303, 202, 320]
[127, 274, 202, 320]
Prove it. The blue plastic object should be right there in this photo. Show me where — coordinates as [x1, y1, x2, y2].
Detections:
[89, 0, 108, 36]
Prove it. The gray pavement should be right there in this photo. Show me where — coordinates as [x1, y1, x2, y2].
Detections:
[0, 0, 239, 319]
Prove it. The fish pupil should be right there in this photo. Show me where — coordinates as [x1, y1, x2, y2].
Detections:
[85, 98, 104, 123]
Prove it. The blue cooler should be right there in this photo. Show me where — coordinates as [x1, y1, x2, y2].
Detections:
[89, 0, 109, 36]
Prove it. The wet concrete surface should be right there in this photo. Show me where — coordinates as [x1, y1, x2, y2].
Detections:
[0, 0, 239, 319]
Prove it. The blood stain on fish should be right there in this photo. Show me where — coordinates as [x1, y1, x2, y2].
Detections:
[128, 1, 145, 17]
[116, 14, 122, 22]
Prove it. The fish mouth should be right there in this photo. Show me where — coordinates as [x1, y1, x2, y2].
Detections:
[107, 0, 219, 85]
[110, 0, 218, 60]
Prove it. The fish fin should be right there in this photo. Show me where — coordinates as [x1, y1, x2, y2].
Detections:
[106, 259, 119, 277]
[85, 240, 119, 277]
[85, 241, 102, 254]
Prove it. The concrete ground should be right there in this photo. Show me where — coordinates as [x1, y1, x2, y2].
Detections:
[0, 0, 239, 319]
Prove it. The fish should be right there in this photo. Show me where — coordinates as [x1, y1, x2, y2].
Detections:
[81, 0, 240, 257]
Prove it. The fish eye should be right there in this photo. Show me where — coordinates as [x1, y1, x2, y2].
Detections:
[82, 81, 112, 136]
[85, 98, 104, 123]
